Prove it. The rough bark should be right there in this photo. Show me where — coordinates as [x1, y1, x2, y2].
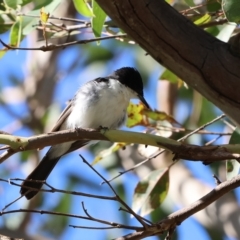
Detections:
[96, 0, 240, 125]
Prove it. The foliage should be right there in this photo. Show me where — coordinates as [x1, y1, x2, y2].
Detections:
[0, 0, 240, 240]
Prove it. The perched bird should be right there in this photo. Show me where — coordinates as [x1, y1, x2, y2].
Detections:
[20, 67, 150, 199]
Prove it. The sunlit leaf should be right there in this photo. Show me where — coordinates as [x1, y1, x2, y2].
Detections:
[126, 102, 149, 127]
[160, 69, 183, 87]
[92, 0, 106, 38]
[226, 127, 240, 180]
[165, 0, 175, 5]
[40, 7, 49, 24]
[9, 18, 22, 46]
[73, 0, 94, 17]
[143, 109, 179, 125]
[126, 102, 178, 128]
[223, 0, 240, 23]
[194, 14, 211, 26]
[132, 168, 169, 216]
[92, 142, 128, 165]
[216, 23, 236, 42]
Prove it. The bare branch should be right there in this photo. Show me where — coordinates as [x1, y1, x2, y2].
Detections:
[0, 126, 240, 164]
[113, 174, 240, 239]
[0, 34, 127, 52]
[80, 155, 151, 228]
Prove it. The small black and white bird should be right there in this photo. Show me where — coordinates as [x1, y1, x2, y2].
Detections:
[20, 67, 150, 199]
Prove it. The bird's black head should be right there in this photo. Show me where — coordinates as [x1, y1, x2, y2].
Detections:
[111, 67, 143, 95]
[109, 67, 150, 109]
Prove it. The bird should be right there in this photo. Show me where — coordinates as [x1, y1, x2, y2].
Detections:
[20, 67, 150, 200]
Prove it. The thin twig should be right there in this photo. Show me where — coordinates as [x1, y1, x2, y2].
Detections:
[0, 34, 127, 52]
[2, 194, 24, 211]
[107, 114, 226, 182]
[17, 12, 90, 24]
[3, 178, 117, 201]
[80, 155, 151, 228]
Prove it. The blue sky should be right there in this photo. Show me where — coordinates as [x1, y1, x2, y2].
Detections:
[0, 30, 238, 240]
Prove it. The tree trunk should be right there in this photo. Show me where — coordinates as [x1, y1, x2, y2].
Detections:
[96, 0, 240, 125]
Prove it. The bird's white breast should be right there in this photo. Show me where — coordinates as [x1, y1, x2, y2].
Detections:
[66, 79, 137, 130]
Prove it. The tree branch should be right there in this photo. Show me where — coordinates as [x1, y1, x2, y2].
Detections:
[115, 174, 240, 239]
[96, 0, 240, 126]
[0, 128, 240, 163]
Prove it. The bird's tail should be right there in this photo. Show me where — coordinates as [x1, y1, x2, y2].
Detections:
[20, 153, 60, 200]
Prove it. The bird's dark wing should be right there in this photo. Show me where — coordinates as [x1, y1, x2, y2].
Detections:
[51, 99, 90, 153]
[64, 140, 89, 155]
[51, 100, 73, 132]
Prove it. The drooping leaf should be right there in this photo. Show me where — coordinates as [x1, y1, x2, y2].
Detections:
[226, 127, 240, 180]
[92, 142, 128, 165]
[223, 0, 240, 23]
[92, 0, 106, 38]
[73, 0, 94, 17]
[9, 18, 22, 47]
[126, 102, 178, 128]
[143, 109, 179, 125]
[133, 168, 169, 216]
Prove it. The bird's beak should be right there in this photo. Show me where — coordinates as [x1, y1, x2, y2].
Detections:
[138, 94, 151, 109]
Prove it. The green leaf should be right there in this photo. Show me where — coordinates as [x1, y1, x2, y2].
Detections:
[0, 15, 13, 34]
[223, 0, 240, 23]
[226, 127, 240, 180]
[160, 69, 179, 84]
[92, 142, 128, 165]
[4, 0, 18, 9]
[133, 168, 169, 216]
[9, 18, 22, 46]
[205, 26, 220, 37]
[207, 0, 221, 12]
[73, 0, 94, 17]
[22, 0, 62, 36]
[193, 14, 211, 26]
[92, 0, 106, 38]
[184, 0, 195, 7]
[19, 0, 32, 6]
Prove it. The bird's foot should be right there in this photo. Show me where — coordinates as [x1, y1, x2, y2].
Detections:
[98, 125, 109, 133]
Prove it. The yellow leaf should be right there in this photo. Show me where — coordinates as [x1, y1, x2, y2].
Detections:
[143, 109, 179, 125]
[92, 142, 128, 165]
[126, 102, 149, 128]
[40, 7, 50, 24]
